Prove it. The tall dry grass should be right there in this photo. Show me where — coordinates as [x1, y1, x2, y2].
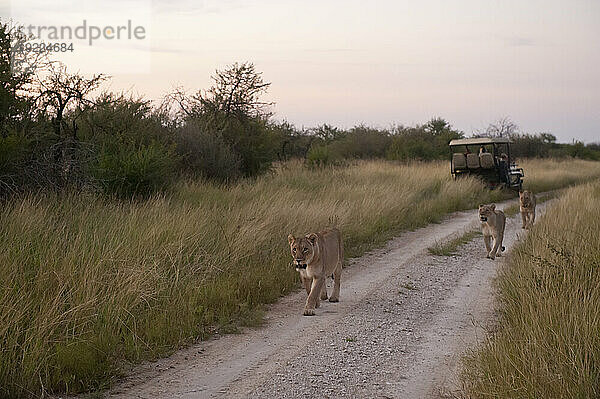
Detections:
[460, 181, 600, 398]
[1, 159, 600, 397]
[520, 158, 600, 193]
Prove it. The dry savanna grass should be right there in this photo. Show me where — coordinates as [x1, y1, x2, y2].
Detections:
[519, 158, 600, 193]
[460, 181, 600, 398]
[1, 158, 600, 397]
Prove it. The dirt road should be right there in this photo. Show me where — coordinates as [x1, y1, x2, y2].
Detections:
[109, 198, 549, 399]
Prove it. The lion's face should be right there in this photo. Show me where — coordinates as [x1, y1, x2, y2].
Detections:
[288, 234, 318, 269]
[479, 204, 496, 222]
[519, 190, 532, 207]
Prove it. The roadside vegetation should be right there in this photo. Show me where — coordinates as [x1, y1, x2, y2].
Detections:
[3, 18, 600, 399]
[2, 159, 600, 397]
[460, 182, 600, 398]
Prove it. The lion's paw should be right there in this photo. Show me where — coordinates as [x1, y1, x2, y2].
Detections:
[303, 308, 315, 316]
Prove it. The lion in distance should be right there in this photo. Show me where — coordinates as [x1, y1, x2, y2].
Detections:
[519, 190, 537, 229]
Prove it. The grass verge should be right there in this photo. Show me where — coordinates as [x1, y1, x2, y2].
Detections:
[1, 159, 600, 397]
[460, 181, 600, 398]
[428, 230, 482, 256]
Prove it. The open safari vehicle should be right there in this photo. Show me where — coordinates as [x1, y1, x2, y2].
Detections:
[449, 137, 524, 191]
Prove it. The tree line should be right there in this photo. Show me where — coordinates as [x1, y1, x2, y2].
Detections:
[1, 20, 598, 198]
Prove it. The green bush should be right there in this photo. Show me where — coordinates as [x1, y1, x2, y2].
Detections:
[218, 117, 280, 177]
[306, 144, 342, 166]
[93, 142, 177, 198]
[509, 133, 600, 160]
[386, 122, 463, 161]
[387, 135, 436, 161]
[175, 122, 241, 182]
[0, 133, 29, 172]
[329, 126, 392, 159]
[0, 133, 30, 195]
[269, 121, 314, 161]
[0, 128, 98, 195]
[80, 93, 171, 147]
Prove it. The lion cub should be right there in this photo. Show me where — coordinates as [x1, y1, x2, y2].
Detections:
[288, 228, 343, 316]
[478, 204, 506, 260]
[519, 190, 537, 229]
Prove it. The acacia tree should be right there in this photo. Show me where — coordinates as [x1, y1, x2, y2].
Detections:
[168, 62, 278, 177]
[0, 20, 49, 135]
[169, 62, 272, 122]
[485, 117, 519, 138]
[1, 21, 105, 138]
[311, 124, 345, 143]
[540, 133, 557, 144]
[207, 62, 272, 118]
[19, 64, 107, 187]
[33, 63, 107, 138]
[425, 117, 452, 136]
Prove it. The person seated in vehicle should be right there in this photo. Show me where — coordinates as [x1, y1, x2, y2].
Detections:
[497, 153, 509, 182]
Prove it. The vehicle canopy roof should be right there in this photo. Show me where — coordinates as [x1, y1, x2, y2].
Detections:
[449, 137, 511, 146]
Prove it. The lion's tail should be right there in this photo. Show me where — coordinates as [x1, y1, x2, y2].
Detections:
[331, 233, 344, 279]
[339, 231, 344, 267]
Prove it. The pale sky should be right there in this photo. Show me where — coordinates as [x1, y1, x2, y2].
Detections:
[5, 0, 600, 142]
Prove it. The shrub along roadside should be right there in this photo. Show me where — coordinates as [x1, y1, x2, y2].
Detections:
[460, 182, 600, 398]
[92, 142, 178, 198]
